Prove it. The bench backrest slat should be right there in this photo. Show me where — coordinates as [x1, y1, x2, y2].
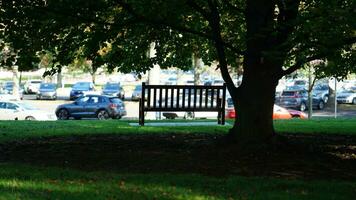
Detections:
[139, 83, 226, 125]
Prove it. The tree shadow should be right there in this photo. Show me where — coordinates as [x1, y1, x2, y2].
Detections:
[0, 133, 355, 180]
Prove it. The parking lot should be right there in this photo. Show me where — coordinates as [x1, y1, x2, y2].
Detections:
[19, 87, 356, 120]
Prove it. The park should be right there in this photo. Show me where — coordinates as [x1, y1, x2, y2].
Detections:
[0, 0, 355, 199]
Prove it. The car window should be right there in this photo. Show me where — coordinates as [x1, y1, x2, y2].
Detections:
[0, 102, 6, 109]
[281, 91, 296, 96]
[110, 98, 123, 105]
[99, 97, 107, 103]
[104, 84, 119, 90]
[6, 103, 19, 110]
[76, 96, 90, 104]
[88, 96, 99, 104]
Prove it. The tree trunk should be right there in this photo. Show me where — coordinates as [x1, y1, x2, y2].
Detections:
[12, 65, 20, 99]
[229, 72, 278, 143]
[57, 71, 63, 88]
[193, 54, 203, 85]
[91, 72, 96, 84]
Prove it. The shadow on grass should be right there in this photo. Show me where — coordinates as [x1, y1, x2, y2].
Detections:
[0, 133, 355, 181]
[0, 163, 355, 200]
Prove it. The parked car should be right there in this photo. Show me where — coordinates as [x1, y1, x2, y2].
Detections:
[36, 83, 57, 100]
[0, 90, 18, 101]
[24, 80, 42, 94]
[336, 89, 356, 104]
[2, 81, 24, 100]
[165, 77, 177, 85]
[131, 84, 142, 101]
[56, 95, 126, 120]
[162, 95, 222, 120]
[293, 79, 308, 89]
[313, 84, 329, 103]
[212, 79, 224, 85]
[0, 100, 56, 120]
[101, 82, 125, 99]
[69, 82, 95, 100]
[275, 89, 324, 111]
[225, 103, 307, 119]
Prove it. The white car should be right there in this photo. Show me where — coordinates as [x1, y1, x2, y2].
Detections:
[24, 80, 42, 94]
[0, 90, 19, 101]
[336, 89, 356, 104]
[0, 101, 56, 120]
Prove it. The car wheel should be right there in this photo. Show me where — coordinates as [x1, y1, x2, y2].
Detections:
[318, 101, 325, 110]
[184, 112, 195, 120]
[25, 116, 35, 120]
[300, 103, 306, 112]
[57, 109, 69, 120]
[97, 110, 110, 120]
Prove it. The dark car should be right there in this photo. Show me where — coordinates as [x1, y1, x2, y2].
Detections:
[55, 95, 127, 120]
[101, 82, 125, 99]
[275, 89, 324, 111]
[36, 83, 57, 100]
[70, 82, 95, 100]
[312, 84, 329, 103]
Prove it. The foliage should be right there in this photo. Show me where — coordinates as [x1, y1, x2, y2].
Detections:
[0, 0, 355, 139]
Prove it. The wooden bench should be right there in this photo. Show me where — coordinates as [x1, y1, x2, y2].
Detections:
[139, 82, 226, 125]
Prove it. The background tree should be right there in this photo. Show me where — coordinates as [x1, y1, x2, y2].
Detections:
[1, 0, 355, 144]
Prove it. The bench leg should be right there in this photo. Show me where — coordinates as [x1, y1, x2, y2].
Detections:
[218, 111, 222, 124]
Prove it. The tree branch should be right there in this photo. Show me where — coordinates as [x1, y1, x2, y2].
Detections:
[116, 0, 245, 55]
[207, 0, 236, 93]
[279, 54, 322, 78]
[186, 0, 211, 20]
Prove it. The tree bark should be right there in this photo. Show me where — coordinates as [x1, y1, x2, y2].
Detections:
[12, 65, 20, 99]
[229, 68, 278, 143]
[91, 72, 96, 84]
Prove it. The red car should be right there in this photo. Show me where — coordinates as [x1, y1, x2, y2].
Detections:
[226, 104, 307, 119]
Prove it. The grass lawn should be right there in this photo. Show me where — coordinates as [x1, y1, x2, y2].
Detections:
[1, 118, 356, 143]
[0, 118, 355, 199]
[0, 163, 354, 200]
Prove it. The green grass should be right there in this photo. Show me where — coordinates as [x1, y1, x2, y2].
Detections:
[0, 163, 354, 200]
[0, 118, 356, 143]
[274, 118, 356, 135]
[1, 119, 356, 199]
[0, 120, 228, 143]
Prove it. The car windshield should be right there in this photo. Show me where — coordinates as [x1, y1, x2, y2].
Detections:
[341, 90, 355, 93]
[73, 82, 90, 90]
[104, 84, 119, 90]
[314, 85, 328, 90]
[282, 91, 297, 96]
[286, 86, 304, 90]
[17, 103, 38, 110]
[40, 83, 56, 89]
